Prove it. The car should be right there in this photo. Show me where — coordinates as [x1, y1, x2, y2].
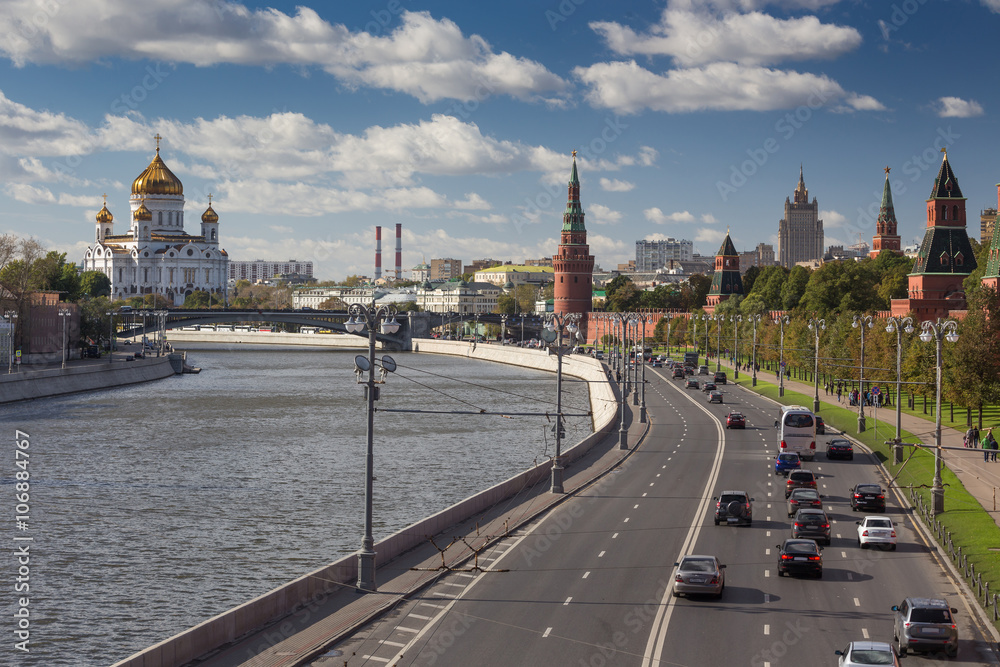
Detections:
[791, 508, 831, 545]
[857, 515, 897, 550]
[726, 412, 746, 429]
[685, 378, 699, 389]
[714, 371, 727, 384]
[850, 483, 886, 512]
[892, 597, 959, 658]
[835, 641, 901, 667]
[698, 365, 710, 375]
[684, 366, 695, 375]
[774, 452, 801, 476]
[672, 555, 726, 599]
[714, 490, 753, 525]
[826, 439, 854, 460]
[701, 381, 717, 392]
[815, 415, 826, 434]
[776, 538, 823, 578]
[651, 360, 663, 368]
[672, 368, 685, 379]
[786, 488, 822, 516]
[658, 354, 667, 361]
[708, 390, 723, 404]
[785, 469, 817, 498]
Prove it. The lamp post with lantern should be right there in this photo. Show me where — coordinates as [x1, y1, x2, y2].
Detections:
[5, 310, 18, 373]
[885, 316, 914, 463]
[852, 314, 874, 433]
[749, 313, 761, 387]
[730, 314, 742, 379]
[774, 314, 789, 397]
[58, 308, 71, 369]
[919, 318, 959, 515]
[344, 302, 401, 592]
[807, 318, 825, 414]
[540, 312, 581, 493]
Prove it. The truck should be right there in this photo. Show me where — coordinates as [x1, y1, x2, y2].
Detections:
[683, 351, 699, 367]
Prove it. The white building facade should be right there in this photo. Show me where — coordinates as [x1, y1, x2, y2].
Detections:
[229, 259, 313, 282]
[82, 137, 229, 305]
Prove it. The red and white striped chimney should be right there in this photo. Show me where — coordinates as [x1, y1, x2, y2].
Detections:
[375, 226, 382, 280]
[395, 223, 402, 281]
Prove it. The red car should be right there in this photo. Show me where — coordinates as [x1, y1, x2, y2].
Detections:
[726, 412, 746, 429]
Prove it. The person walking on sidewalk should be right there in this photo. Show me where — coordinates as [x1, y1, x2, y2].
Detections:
[986, 430, 998, 462]
[972, 426, 981, 449]
[836, 384, 842, 403]
[965, 426, 974, 448]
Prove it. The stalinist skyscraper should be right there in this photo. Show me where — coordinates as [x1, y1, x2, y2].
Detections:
[778, 166, 823, 268]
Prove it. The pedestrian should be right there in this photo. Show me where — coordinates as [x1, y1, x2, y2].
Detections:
[836, 385, 842, 403]
[988, 430, 999, 462]
[973, 426, 981, 449]
[966, 426, 975, 448]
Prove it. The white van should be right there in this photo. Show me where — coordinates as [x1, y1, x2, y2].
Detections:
[776, 405, 817, 461]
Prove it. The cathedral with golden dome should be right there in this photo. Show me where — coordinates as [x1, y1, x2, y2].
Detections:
[83, 135, 229, 306]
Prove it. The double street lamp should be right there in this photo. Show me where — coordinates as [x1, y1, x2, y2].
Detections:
[730, 315, 742, 379]
[540, 312, 581, 493]
[631, 313, 649, 423]
[774, 314, 789, 397]
[852, 314, 874, 433]
[807, 318, 825, 413]
[749, 314, 761, 387]
[345, 303, 401, 592]
[702, 314, 712, 367]
[714, 315, 723, 372]
[612, 313, 629, 450]
[919, 318, 959, 515]
[885, 316, 914, 464]
[58, 308, 71, 369]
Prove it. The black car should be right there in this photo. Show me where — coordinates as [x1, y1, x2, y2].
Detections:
[850, 483, 886, 512]
[776, 539, 823, 578]
[714, 371, 727, 384]
[701, 381, 717, 392]
[791, 508, 831, 545]
[815, 415, 825, 434]
[826, 439, 854, 460]
[672, 368, 685, 379]
[714, 490, 754, 526]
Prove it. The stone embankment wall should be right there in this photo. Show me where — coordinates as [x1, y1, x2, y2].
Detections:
[0, 355, 176, 404]
[113, 341, 619, 667]
[165, 330, 370, 348]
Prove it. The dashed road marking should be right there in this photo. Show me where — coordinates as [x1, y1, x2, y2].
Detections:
[583, 571, 590, 579]
[564, 597, 572, 605]
[543, 627, 552, 638]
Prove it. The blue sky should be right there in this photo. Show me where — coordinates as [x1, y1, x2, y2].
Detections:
[1, 0, 998, 280]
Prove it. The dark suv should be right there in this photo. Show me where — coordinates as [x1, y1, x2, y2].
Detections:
[714, 490, 754, 526]
[714, 371, 727, 384]
[850, 483, 886, 512]
[784, 470, 817, 498]
[791, 508, 831, 545]
[892, 597, 959, 658]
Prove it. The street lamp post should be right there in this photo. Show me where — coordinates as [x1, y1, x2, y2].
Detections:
[540, 312, 581, 493]
[500, 314, 508, 345]
[614, 314, 629, 449]
[807, 318, 826, 413]
[750, 314, 761, 387]
[5, 311, 18, 374]
[630, 316, 640, 406]
[774, 314, 789, 397]
[106, 310, 116, 364]
[714, 315, 723, 372]
[852, 314, 874, 433]
[665, 313, 673, 358]
[886, 316, 914, 464]
[919, 318, 959, 515]
[345, 302, 401, 592]
[632, 313, 649, 423]
[731, 315, 741, 380]
[58, 308, 71, 369]
[702, 314, 712, 367]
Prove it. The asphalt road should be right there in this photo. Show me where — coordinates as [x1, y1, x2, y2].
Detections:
[313, 368, 999, 666]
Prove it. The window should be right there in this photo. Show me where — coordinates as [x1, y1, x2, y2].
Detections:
[953, 205, 959, 220]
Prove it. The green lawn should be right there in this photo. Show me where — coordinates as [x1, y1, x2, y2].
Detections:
[729, 370, 1000, 630]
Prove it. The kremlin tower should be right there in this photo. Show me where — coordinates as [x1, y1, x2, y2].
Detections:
[553, 151, 594, 329]
[870, 167, 902, 258]
[983, 183, 1000, 292]
[704, 230, 743, 313]
[891, 150, 976, 321]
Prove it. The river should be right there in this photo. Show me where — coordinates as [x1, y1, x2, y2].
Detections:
[0, 347, 593, 666]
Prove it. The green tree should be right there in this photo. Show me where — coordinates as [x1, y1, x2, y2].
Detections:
[342, 275, 366, 287]
[689, 274, 712, 308]
[606, 277, 639, 312]
[79, 271, 112, 298]
[742, 265, 762, 295]
[183, 290, 213, 308]
[494, 293, 517, 315]
[781, 265, 810, 311]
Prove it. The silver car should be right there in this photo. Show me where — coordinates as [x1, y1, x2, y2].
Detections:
[835, 641, 900, 666]
[892, 597, 959, 657]
[672, 555, 726, 599]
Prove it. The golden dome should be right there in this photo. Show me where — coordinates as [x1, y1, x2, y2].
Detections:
[96, 198, 113, 224]
[131, 136, 183, 196]
[133, 202, 152, 222]
[201, 204, 218, 224]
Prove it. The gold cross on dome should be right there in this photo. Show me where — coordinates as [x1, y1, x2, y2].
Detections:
[154, 133, 162, 151]
[102, 193, 107, 204]
[208, 193, 213, 205]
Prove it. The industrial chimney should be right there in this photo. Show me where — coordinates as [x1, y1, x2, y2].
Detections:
[375, 226, 382, 280]
[395, 223, 402, 281]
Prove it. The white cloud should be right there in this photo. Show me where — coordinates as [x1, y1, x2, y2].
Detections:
[983, 0, 1000, 12]
[588, 203, 624, 225]
[599, 177, 635, 192]
[644, 207, 696, 224]
[936, 96, 985, 118]
[694, 228, 726, 247]
[574, 61, 883, 114]
[0, 4, 568, 104]
[0, 89, 96, 156]
[3, 183, 102, 207]
[591, 9, 861, 67]
[701, 214, 718, 224]
[820, 209, 847, 229]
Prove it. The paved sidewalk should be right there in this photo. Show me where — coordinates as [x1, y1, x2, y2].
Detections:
[185, 394, 649, 667]
[715, 357, 1000, 526]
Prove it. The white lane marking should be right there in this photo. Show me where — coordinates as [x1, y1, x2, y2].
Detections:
[662, 465, 666, 469]
[656, 473, 661, 477]
[764, 624, 771, 635]
[766, 530, 771, 537]
[842, 551, 847, 558]
[395, 626, 421, 633]
[767, 503, 771, 509]
[455, 572, 476, 579]
[419, 602, 445, 609]
[361, 656, 391, 663]
[543, 627, 552, 638]
[862, 628, 870, 639]
[408, 613, 432, 620]
[767, 516, 771, 521]
[642, 493, 648, 497]
[583, 571, 591, 579]
[564, 597, 572, 605]
[599, 551, 606, 558]
[440, 582, 466, 588]
[848, 573, 854, 581]
[634, 504, 640, 509]
[764, 570, 770, 578]
[764, 594, 770, 603]
[765, 548, 770, 555]
[434, 592, 458, 598]
[854, 598, 861, 607]
[624, 517, 630, 523]
[612, 533, 619, 539]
